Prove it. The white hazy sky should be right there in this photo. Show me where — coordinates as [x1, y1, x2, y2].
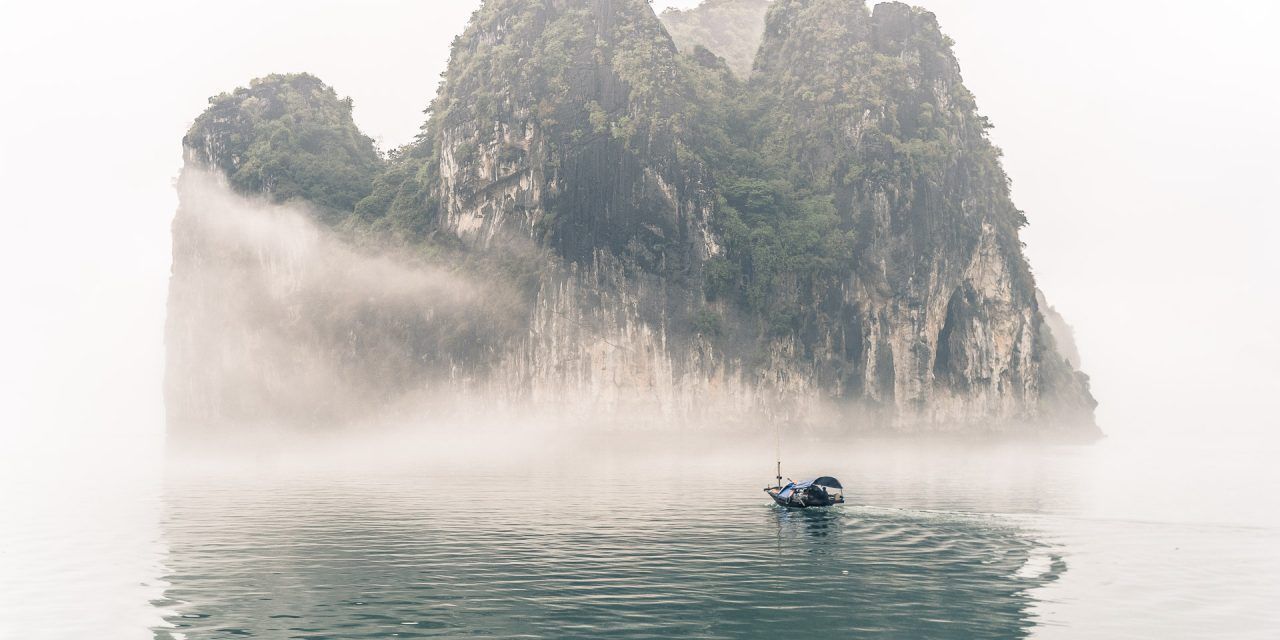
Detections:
[1, 0, 1277, 470]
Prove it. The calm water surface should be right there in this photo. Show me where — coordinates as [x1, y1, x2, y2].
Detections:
[3, 435, 1278, 639]
[156, 477, 1049, 639]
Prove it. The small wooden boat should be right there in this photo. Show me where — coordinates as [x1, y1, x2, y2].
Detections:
[765, 423, 844, 508]
[765, 476, 845, 508]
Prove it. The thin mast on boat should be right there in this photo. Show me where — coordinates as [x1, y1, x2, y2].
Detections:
[775, 417, 783, 489]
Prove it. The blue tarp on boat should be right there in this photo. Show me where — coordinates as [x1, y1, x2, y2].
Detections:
[777, 483, 797, 500]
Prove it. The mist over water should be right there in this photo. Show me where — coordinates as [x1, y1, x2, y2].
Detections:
[6, 165, 1278, 640]
[2, 1, 1279, 639]
[7, 433, 1278, 638]
[167, 168, 543, 447]
[170, 168, 899, 448]
[165, 435, 1280, 639]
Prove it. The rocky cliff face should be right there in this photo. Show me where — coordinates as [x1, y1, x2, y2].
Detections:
[167, 0, 1097, 439]
[739, 0, 1095, 429]
[430, 0, 718, 272]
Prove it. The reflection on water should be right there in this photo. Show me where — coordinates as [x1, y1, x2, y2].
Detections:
[153, 470, 1056, 639]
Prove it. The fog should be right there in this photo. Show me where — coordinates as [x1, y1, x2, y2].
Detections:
[167, 167, 529, 447]
[2, 4, 1277, 638]
[1, 0, 1277, 476]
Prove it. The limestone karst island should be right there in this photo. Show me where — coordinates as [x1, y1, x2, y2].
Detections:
[166, 0, 1098, 441]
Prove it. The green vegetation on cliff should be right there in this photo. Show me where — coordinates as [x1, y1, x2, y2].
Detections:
[675, 51, 856, 331]
[185, 73, 383, 220]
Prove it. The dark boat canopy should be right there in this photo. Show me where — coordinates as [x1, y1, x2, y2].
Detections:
[799, 477, 843, 489]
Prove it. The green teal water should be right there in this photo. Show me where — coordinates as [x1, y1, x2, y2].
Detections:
[7, 436, 1275, 638]
[155, 478, 1050, 639]
[144, 437, 1280, 639]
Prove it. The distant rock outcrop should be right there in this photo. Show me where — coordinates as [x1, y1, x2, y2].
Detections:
[660, 0, 773, 78]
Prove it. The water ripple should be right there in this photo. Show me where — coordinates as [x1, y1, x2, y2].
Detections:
[154, 472, 1051, 639]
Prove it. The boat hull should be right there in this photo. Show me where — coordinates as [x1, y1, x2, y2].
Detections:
[765, 487, 844, 509]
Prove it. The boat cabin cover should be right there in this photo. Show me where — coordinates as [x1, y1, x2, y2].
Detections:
[775, 477, 844, 502]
